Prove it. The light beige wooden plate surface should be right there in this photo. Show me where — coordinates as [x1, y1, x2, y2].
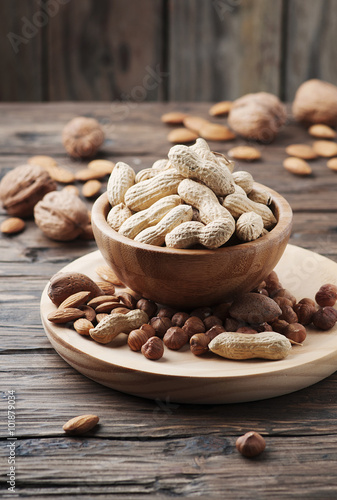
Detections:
[41, 244, 337, 404]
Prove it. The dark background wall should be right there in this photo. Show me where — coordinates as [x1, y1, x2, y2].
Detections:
[2, 0, 337, 103]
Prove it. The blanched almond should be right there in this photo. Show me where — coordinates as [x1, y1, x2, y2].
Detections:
[75, 168, 107, 181]
[283, 157, 312, 175]
[313, 140, 337, 157]
[1, 217, 25, 234]
[63, 414, 99, 434]
[209, 101, 233, 116]
[62, 185, 80, 196]
[47, 166, 75, 184]
[200, 123, 236, 141]
[167, 128, 198, 144]
[88, 159, 115, 175]
[327, 157, 337, 171]
[82, 180, 102, 198]
[227, 146, 261, 161]
[183, 116, 209, 133]
[161, 111, 188, 124]
[28, 155, 58, 168]
[285, 144, 317, 160]
[308, 124, 336, 139]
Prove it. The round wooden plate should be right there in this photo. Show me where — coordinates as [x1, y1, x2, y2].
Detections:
[41, 244, 337, 404]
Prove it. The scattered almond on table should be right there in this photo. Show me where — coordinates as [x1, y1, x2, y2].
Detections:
[285, 144, 317, 160]
[227, 146, 261, 161]
[283, 157, 312, 176]
[312, 140, 337, 158]
[1, 217, 25, 235]
[209, 101, 233, 117]
[327, 157, 337, 171]
[63, 414, 100, 435]
[167, 127, 199, 144]
[308, 124, 336, 139]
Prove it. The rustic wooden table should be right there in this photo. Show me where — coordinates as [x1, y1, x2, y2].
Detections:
[1, 102, 337, 499]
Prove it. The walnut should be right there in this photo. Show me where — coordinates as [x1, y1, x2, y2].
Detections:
[62, 117, 105, 158]
[34, 190, 90, 241]
[228, 92, 287, 142]
[0, 164, 56, 218]
[292, 79, 337, 126]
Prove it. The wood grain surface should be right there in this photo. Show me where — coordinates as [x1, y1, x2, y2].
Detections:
[2, 0, 337, 102]
[1, 102, 337, 498]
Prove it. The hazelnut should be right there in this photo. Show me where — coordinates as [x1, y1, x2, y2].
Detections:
[236, 431, 266, 458]
[205, 325, 226, 341]
[117, 292, 137, 309]
[182, 316, 205, 338]
[203, 315, 223, 330]
[157, 307, 177, 319]
[270, 319, 289, 334]
[212, 302, 231, 321]
[34, 190, 90, 241]
[293, 301, 316, 325]
[264, 271, 282, 294]
[136, 298, 157, 318]
[272, 288, 296, 306]
[163, 327, 189, 350]
[171, 312, 190, 328]
[279, 304, 298, 324]
[315, 284, 337, 307]
[312, 307, 337, 330]
[283, 323, 307, 343]
[0, 164, 56, 218]
[260, 289, 269, 297]
[140, 323, 156, 337]
[273, 296, 293, 309]
[190, 307, 213, 320]
[141, 337, 164, 360]
[298, 297, 316, 307]
[190, 333, 209, 356]
[236, 326, 258, 334]
[128, 329, 151, 352]
[62, 116, 105, 158]
[149, 316, 172, 338]
[254, 322, 273, 332]
[225, 317, 240, 332]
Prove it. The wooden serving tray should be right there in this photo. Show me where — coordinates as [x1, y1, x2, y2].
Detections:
[41, 245, 337, 404]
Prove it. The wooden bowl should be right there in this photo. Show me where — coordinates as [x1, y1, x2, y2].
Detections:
[91, 183, 293, 309]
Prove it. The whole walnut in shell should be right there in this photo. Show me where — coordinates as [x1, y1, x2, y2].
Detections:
[62, 117, 105, 158]
[292, 79, 337, 126]
[34, 190, 90, 241]
[228, 92, 287, 142]
[0, 164, 56, 218]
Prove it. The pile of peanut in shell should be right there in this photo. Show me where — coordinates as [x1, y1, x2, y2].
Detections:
[105, 139, 276, 249]
[47, 265, 337, 362]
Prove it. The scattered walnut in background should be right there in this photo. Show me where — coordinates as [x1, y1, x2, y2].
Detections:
[62, 116, 105, 158]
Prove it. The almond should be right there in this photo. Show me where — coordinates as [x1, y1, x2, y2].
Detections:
[88, 159, 115, 175]
[313, 140, 337, 157]
[167, 127, 198, 144]
[78, 305, 96, 322]
[75, 168, 107, 181]
[95, 265, 125, 286]
[62, 185, 80, 196]
[58, 291, 92, 309]
[183, 115, 209, 133]
[1, 217, 25, 234]
[285, 144, 317, 160]
[82, 180, 102, 198]
[95, 301, 126, 313]
[28, 155, 58, 169]
[47, 166, 75, 184]
[209, 101, 233, 117]
[308, 124, 336, 139]
[95, 281, 116, 295]
[96, 313, 109, 322]
[283, 157, 312, 175]
[200, 123, 236, 141]
[63, 414, 99, 434]
[227, 146, 261, 161]
[73, 318, 94, 336]
[161, 111, 188, 125]
[47, 307, 85, 324]
[327, 157, 337, 171]
[88, 295, 119, 308]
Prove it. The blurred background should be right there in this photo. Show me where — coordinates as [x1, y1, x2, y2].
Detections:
[1, 0, 337, 103]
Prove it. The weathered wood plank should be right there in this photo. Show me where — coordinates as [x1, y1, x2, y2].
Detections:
[0, 0, 43, 101]
[168, 0, 283, 101]
[1, 435, 337, 498]
[284, 0, 337, 101]
[46, 0, 164, 101]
